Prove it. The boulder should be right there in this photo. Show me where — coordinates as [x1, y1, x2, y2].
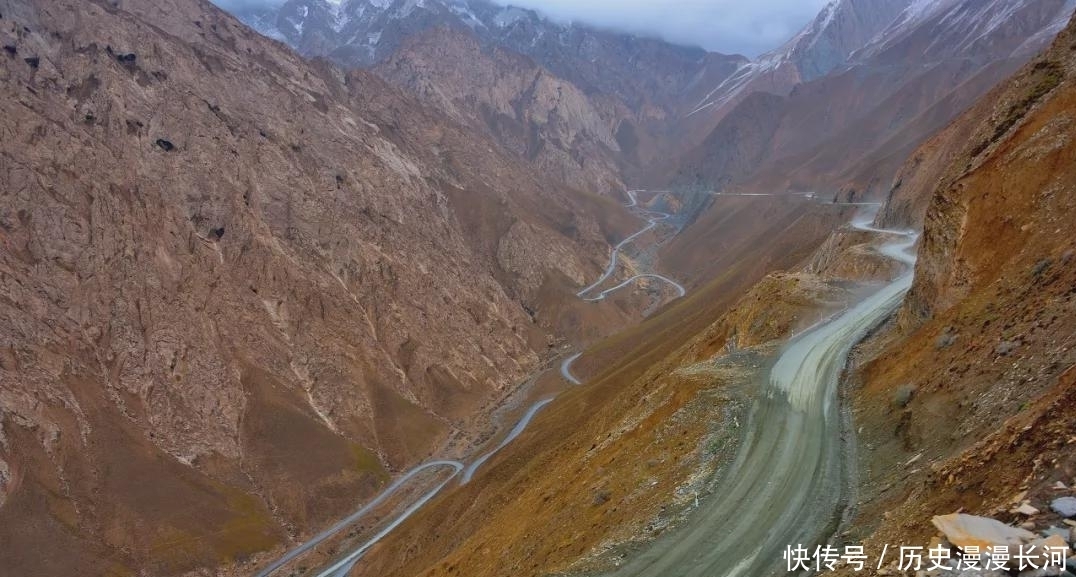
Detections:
[933, 513, 1037, 550]
[1053, 498, 1076, 518]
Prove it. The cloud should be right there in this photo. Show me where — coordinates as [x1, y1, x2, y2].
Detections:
[214, 0, 286, 12]
[489, 0, 831, 56]
[211, 0, 830, 57]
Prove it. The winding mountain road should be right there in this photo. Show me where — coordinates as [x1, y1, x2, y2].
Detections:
[255, 461, 463, 577]
[561, 353, 583, 385]
[256, 190, 684, 577]
[461, 397, 556, 484]
[258, 199, 912, 577]
[582, 273, 686, 302]
[258, 191, 674, 577]
[576, 191, 686, 302]
[258, 190, 673, 575]
[605, 215, 917, 577]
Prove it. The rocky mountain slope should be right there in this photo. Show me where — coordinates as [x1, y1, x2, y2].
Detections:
[671, 0, 1076, 196]
[232, 0, 746, 193]
[677, 0, 911, 126]
[236, 0, 1076, 202]
[346, 195, 857, 577]
[373, 27, 627, 195]
[236, 0, 743, 111]
[0, 0, 639, 574]
[4, 0, 1074, 576]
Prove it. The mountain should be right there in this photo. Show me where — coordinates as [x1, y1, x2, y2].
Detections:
[680, 0, 911, 119]
[373, 27, 627, 194]
[233, 0, 1075, 201]
[668, 0, 911, 151]
[232, 0, 747, 193]
[0, 0, 640, 573]
[235, 0, 743, 109]
[671, 0, 1076, 195]
[6, 0, 1076, 575]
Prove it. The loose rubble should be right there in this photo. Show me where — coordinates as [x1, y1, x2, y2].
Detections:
[920, 508, 1076, 577]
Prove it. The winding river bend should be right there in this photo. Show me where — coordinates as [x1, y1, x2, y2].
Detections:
[605, 215, 917, 577]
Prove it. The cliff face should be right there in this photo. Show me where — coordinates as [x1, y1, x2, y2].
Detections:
[884, 8, 1076, 319]
[0, 0, 631, 573]
[784, 0, 913, 81]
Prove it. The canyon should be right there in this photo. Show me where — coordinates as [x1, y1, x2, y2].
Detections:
[0, 0, 1074, 577]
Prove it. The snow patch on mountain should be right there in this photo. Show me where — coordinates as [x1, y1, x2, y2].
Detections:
[492, 6, 529, 28]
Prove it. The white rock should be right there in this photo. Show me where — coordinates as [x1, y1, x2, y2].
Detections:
[1017, 503, 1043, 516]
[933, 513, 1038, 550]
[1053, 498, 1076, 518]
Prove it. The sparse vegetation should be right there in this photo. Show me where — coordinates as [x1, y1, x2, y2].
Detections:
[972, 59, 1064, 157]
[592, 489, 612, 506]
[1032, 257, 1052, 278]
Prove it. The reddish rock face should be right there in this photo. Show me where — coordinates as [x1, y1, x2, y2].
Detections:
[0, 0, 633, 573]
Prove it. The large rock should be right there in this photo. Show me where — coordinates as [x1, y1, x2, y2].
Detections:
[1043, 527, 1072, 541]
[933, 513, 1038, 549]
[1053, 498, 1076, 518]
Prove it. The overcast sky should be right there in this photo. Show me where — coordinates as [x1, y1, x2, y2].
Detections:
[490, 0, 830, 56]
[215, 0, 830, 57]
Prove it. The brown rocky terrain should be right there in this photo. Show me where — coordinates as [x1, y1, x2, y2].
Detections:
[0, 0, 641, 573]
[375, 27, 626, 196]
[341, 196, 870, 577]
[2, 0, 1074, 576]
